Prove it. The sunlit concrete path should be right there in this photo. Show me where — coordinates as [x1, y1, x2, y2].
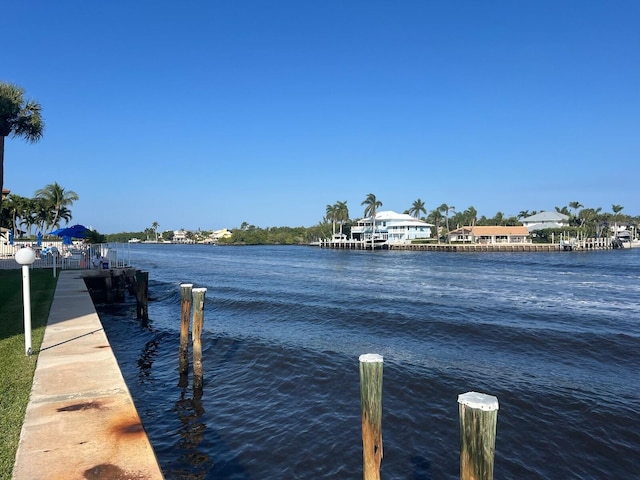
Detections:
[13, 270, 164, 480]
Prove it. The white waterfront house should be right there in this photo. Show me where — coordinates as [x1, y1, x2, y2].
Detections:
[351, 210, 433, 244]
[173, 229, 192, 243]
[521, 211, 570, 231]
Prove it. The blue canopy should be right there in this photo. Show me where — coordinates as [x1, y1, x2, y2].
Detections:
[49, 224, 89, 239]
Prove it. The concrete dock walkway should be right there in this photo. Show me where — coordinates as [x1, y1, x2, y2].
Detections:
[12, 270, 164, 480]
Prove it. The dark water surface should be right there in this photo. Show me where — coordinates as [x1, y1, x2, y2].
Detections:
[96, 245, 640, 479]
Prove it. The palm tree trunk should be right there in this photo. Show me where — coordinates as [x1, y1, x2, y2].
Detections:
[446, 214, 451, 243]
[0, 135, 5, 212]
[371, 211, 375, 250]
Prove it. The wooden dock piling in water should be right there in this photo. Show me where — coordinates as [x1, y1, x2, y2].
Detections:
[135, 270, 149, 321]
[179, 283, 193, 375]
[359, 353, 384, 480]
[191, 287, 207, 391]
[458, 391, 499, 480]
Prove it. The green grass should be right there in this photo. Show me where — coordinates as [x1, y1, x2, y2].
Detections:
[0, 269, 57, 479]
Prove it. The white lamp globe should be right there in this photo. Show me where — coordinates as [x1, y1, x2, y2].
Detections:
[15, 247, 37, 265]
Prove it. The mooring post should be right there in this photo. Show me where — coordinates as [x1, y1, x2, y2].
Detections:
[458, 391, 499, 480]
[192, 287, 207, 391]
[135, 270, 149, 320]
[359, 353, 383, 480]
[179, 283, 193, 375]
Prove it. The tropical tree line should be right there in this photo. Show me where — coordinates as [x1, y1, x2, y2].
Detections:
[220, 196, 637, 245]
[325, 195, 638, 242]
[104, 197, 637, 246]
[0, 182, 79, 237]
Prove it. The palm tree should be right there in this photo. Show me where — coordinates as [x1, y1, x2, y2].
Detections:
[0, 82, 45, 211]
[29, 197, 51, 235]
[152, 221, 159, 242]
[461, 206, 478, 240]
[56, 206, 73, 227]
[409, 198, 426, 219]
[3, 194, 28, 237]
[362, 193, 382, 249]
[579, 207, 602, 234]
[611, 204, 624, 217]
[610, 205, 625, 236]
[34, 182, 79, 231]
[568, 201, 583, 226]
[568, 201, 583, 217]
[491, 211, 505, 226]
[325, 204, 338, 235]
[464, 206, 478, 227]
[335, 200, 349, 236]
[438, 203, 455, 241]
[427, 209, 444, 241]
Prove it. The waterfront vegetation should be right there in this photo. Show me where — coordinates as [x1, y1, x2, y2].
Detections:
[100, 198, 639, 246]
[0, 270, 57, 478]
[2, 180, 638, 247]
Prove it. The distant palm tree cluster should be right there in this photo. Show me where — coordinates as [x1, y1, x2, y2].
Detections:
[1, 182, 79, 237]
[325, 195, 637, 240]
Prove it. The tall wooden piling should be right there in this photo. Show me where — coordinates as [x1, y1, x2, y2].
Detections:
[191, 288, 207, 391]
[179, 283, 193, 375]
[458, 391, 499, 480]
[135, 270, 149, 321]
[359, 353, 383, 480]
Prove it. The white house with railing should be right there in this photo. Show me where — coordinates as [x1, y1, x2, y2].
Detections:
[351, 210, 433, 244]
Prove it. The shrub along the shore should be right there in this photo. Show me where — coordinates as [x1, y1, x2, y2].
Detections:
[0, 270, 57, 478]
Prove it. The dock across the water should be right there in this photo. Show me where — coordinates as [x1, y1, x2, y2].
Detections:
[318, 237, 624, 252]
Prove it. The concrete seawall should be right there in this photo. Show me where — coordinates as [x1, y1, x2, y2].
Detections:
[12, 271, 164, 480]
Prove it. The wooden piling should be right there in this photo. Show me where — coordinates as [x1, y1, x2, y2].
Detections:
[179, 283, 193, 375]
[191, 287, 207, 391]
[359, 353, 383, 480]
[135, 270, 149, 321]
[458, 391, 499, 480]
[104, 275, 113, 303]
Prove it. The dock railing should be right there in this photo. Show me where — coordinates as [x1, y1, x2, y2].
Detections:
[0, 242, 131, 270]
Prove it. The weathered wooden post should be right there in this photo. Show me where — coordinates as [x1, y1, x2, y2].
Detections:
[359, 353, 383, 480]
[104, 274, 113, 303]
[192, 287, 207, 391]
[458, 391, 499, 480]
[179, 283, 193, 376]
[135, 270, 149, 320]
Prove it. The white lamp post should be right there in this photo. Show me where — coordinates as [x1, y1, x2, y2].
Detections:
[15, 247, 37, 356]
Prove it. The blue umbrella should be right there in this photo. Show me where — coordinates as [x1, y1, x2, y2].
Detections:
[37, 231, 42, 246]
[9, 229, 14, 245]
[49, 224, 89, 239]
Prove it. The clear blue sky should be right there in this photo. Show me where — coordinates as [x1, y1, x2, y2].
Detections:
[3, 1, 639, 233]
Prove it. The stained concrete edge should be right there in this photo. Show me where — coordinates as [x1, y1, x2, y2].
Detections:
[12, 270, 165, 480]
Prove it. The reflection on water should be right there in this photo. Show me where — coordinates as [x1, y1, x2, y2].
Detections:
[172, 389, 213, 479]
[97, 246, 640, 480]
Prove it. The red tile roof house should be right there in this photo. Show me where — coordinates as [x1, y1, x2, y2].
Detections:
[448, 225, 531, 244]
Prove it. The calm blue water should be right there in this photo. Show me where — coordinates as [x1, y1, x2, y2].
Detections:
[97, 244, 640, 479]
